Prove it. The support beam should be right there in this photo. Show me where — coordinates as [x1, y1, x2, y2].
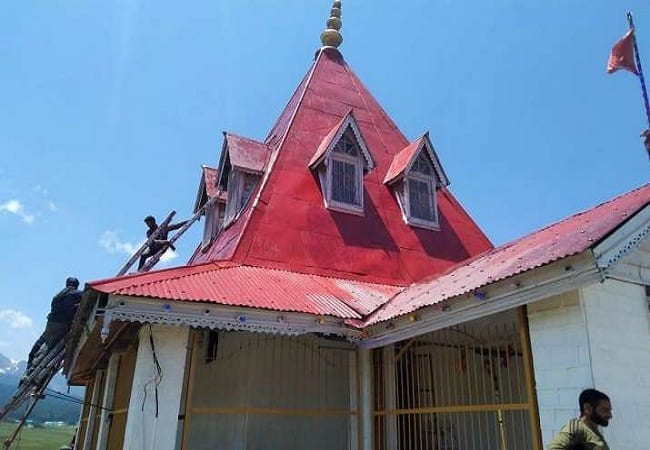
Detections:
[96, 353, 120, 450]
[382, 345, 398, 450]
[358, 348, 373, 450]
[82, 370, 104, 450]
[349, 351, 359, 450]
[122, 324, 190, 450]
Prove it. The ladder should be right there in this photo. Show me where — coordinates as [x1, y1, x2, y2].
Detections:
[116, 210, 177, 276]
[0, 198, 216, 449]
[0, 341, 65, 450]
[118, 195, 217, 275]
[139, 196, 218, 273]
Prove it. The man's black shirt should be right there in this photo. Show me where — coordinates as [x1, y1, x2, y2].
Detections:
[47, 287, 82, 324]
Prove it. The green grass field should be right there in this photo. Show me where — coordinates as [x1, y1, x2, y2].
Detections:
[0, 421, 75, 450]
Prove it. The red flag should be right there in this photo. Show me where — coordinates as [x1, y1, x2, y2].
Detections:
[607, 29, 639, 74]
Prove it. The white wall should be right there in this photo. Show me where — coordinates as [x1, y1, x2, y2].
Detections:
[122, 324, 189, 450]
[580, 280, 650, 450]
[528, 280, 650, 450]
[527, 290, 594, 446]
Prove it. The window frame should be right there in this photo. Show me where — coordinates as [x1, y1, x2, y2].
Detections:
[404, 171, 439, 229]
[223, 168, 259, 228]
[396, 148, 440, 230]
[325, 143, 365, 214]
[316, 126, 368, 216]
[201, 200, 226, 250]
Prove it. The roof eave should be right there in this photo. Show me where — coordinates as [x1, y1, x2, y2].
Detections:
[360, 251, 600, 348]
[101, 294, 363, 340]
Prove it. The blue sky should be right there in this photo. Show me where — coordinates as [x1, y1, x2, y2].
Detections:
[0, 1, 648, 361]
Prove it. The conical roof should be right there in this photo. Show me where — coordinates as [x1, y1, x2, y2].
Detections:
[190, 47, 492, 285]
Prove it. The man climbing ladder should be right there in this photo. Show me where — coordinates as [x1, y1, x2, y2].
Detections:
[138, 215, 188, 270]
[22, 277, 81, 382]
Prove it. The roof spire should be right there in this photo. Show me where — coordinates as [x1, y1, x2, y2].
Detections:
[320, 0, 343, 49]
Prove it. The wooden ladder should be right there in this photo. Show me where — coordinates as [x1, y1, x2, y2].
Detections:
[0, 341, 65, 450]
[138, 195, 218, 273]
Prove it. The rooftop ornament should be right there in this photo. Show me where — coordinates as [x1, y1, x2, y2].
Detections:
[320, 0, 342, 49]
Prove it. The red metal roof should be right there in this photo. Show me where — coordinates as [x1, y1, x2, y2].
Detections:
[90, 263, 402, 319]
[366, 183, 650, 324]
[191, 48, 493, 285]
[308, 113, 348, 168]
[383, 137, 423, 185]
[225, 132, 271, 173]
[384, 133, 449, 186]
[96, 183, 647, 327]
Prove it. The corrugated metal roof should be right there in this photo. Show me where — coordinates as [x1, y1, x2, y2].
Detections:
[90, 263, 402, 319]
[225, 132, 271, 173]
[367, 183, 650, 324]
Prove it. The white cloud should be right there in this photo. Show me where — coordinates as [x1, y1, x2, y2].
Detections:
[99, 231, 178, 265]
[0, 310, 33, 329]
[0, 199, 35, 224]
[47, 201, 57, 212]
[98, 230, 140, 255]
[160, 249, 178, 263]
[1, 199, 20, 214]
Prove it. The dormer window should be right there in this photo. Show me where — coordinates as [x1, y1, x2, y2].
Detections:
[216, 132, 271, 228]
[309, 112, 374, 215]
[329, 129, 363, 207]
[384, 133, 450, 230]
[193, 166, 225, 250]
[404, 153, 437, 225]
[201, 196, 226, 249]
[223, 170, 259, 226]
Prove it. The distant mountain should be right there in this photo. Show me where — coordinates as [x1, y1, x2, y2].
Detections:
[0, 354, 24, 379]
[0, 352, 83, 425]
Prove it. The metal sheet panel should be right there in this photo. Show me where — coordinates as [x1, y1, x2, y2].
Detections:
[90, 263, 402, 319]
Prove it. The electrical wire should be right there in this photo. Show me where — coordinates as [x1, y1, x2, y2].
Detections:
[141, 324, 163, 418]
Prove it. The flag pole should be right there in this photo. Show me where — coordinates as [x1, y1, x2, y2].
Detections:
[627, 12, 650, 129]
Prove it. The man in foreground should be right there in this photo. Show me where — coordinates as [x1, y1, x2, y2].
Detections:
[547, 388, 612, 450]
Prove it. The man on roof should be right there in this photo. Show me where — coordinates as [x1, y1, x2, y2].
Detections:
[24, 277, 82, 378]
[138, 215, 188, 270]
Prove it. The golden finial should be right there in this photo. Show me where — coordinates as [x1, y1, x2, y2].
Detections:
[320, 0, 343, 49]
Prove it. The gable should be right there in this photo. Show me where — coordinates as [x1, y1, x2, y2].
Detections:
[308, 111, 374, 171]
[384, 133, 449, 187]
[193, 165, 219, 213]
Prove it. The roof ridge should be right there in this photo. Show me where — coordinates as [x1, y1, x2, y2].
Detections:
[234, 50, 326, 262]
[498, 182, 650, 249]
[224, 131, 269, 147]
[439, 183, 650, 279]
